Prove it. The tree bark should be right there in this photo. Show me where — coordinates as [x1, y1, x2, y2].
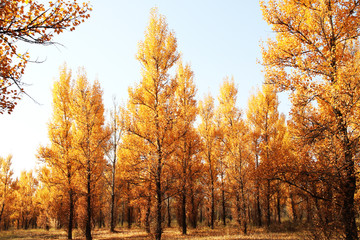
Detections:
[255, 151, 262, 227]
[221, 187, 226, 226]
[266, 179, 271, 227]
[167, 197, 171, 227]
[181, 192, 187, 234]
[342, 147, 358, 240]
[110, 165, 116, 232]
[210, 183, 215, 229]
[277, 189, 281, 224]
[241, 184, 247, 234]
[85, 170, 92, 240]
[145, 196, 151, 233]
[189, 190, 197, 228]
[155, 169, 162, 240]
[68, 189, 74, 239]
[127, 198, 132, 229]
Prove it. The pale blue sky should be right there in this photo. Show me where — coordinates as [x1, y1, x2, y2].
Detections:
[0, 1, 289, 176]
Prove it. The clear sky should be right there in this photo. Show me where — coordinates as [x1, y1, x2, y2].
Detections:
[0, 0, 290, 177]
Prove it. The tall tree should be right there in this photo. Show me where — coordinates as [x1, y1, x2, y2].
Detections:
[0, 0, 91, 114]
[106, 99, 124, 232]
[247, 84, 281, 227]
[125, 8, 180, 240]
[217, 77, 250, 233]
[198, 93, 219, 229]
[71, 69, 108, 240]
[172, 60, 200, 235]
[37, 64, 78, 239]
[261, 0, 360, 238]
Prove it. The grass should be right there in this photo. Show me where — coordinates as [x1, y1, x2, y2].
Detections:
[0, 225, 301, 240]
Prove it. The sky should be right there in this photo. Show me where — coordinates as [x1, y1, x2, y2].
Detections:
[0, 0, 290, 177]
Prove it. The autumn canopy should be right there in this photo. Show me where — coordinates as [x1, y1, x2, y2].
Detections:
[1, 1, 360, 240]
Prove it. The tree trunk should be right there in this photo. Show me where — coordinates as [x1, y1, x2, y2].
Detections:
[85, 171, 92, 240]
[155, 174, 162, 240]
[241, 184, 247, 234]
[210, 183, 215, 229]
[110, 169, 116, 232]
[255, 152, 262, 227]
[290, 191, 297, 222]
[199, 201, 203, 223]
[277, 189, 281, 224]
[181, 192, 187, 234]
[0, 203, 5, 227]
[167, 197, 171, 227]
[221, 187, 226, 226]
[68, 189, 74, 239]
[121, 201, 124, 226]
[266, 179, 271, 227]
[235, 191, 241, 226]
[145, 196, 151, 233]
[306, 195, 312, 223]
[127, 200, 133, 229]
[189, 190, 197, 228]
[342, 148, 358, 240]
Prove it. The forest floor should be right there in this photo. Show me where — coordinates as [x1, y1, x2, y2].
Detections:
[0, 225, 304, 240]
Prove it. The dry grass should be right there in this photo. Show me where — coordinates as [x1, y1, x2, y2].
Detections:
[0, 226, 301, 240]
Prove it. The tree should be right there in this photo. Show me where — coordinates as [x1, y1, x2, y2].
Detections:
[0, 0, 91, 114]
[198, 93, 219, 229]
[217, 77, 250, 233]
[247, 117, 262, 226]
[261, 0, 360, 238]
[37, 64, 78, 239]
[172, 60, 201, 235]
[125, 8, 180, 240]
[0, 155, 14, 227]
[247, 84, 282, 227]
[13, 170, 39, 229]
[106, 99, 124, 232]
[71, 69, 108, 240]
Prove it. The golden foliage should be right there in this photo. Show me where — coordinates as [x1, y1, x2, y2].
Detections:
[0, 0, 91, 114]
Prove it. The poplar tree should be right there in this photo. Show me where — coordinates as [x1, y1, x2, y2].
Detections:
[71, 70, 108, 240]
[261, 1, 360, 238]
[125, 8, 180, 240]
[37, 64, 77, 239]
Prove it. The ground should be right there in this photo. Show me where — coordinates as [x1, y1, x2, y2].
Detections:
[0, 225, 303, 240]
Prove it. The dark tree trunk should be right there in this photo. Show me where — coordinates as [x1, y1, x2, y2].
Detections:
[110, 173, 116, 232]
[98, 209, 103, 228]
[221, 187, 226, 226]
[181, 192, 187, 234]
[68, 189, 74, 239]
[277, 190, 281, 224]
[290, 191, 297, 222]
[85, 171, 92, 240]
[255, 152, 262, 227]
[155, 168, 162, 240]
[0, 203, 5, 227]
[342, 148, 358, 240]
[167, 197, 171, 227]
[127, 200, 133, 229]
[306, 196, 312, 223]
[210, 185, 215, 229]
[235, 191, 241, 226]
[266, 179, 271, 227]
[189, 190, 197, 228]
[241, 184, 247, 234]
[145, 196, 151, 233]
[121, 201, 124, 226]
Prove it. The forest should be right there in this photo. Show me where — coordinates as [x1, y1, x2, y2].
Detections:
[1, 0, 360, 240]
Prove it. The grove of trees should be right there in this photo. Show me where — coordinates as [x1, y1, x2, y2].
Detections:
[2, 1, 360, 240]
